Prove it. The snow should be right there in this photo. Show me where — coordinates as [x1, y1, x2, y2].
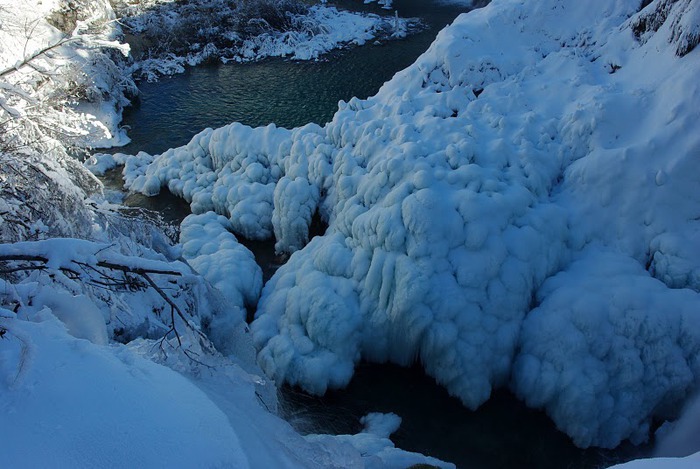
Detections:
[0, 236, 452, 468]
[306, 411, 454, 469]
[360, 412, 402, 438]
[84, 152, 132, 175]
[0, 316, 251, 468]
[609, 453, 700, 469]
[234, 5, 411, 61]
[4, 0, 699, 461]
[2, 0, 460, 466]
[0, 0, 134, 149]
[653, 391, 700, 458]
[512, 248, 700, 448]
[116, 0, 700, 451]
[180, 212, 263, 314]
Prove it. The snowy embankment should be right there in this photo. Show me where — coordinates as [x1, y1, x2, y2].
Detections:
[114, 0, 417, 81]
[1, 0, 454, 467]
[116, 0, 700, 453]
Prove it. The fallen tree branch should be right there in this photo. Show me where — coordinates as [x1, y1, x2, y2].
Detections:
[0, 248, 202, 352]
[0, 254, 184, 277]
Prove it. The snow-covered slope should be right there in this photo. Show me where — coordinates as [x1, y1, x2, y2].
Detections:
[0, 303, 453, 468]
[120, 0, 700, 450]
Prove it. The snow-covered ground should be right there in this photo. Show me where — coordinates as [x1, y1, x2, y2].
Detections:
[115, 0, 700, 455]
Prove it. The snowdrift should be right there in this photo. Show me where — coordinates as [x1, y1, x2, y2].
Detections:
[122, 0, 700, 449]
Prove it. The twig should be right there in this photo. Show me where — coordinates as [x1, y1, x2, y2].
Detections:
[0, 252, 204, 356]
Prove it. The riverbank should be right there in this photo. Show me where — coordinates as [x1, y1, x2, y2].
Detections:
[115, 0, 419, 81]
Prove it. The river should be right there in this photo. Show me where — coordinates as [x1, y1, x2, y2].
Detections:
[111, 0, 649, 467]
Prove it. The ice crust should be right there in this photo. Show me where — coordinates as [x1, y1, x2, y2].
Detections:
[123, 0, 700, 448]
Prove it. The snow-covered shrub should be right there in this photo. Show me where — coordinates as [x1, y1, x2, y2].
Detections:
[0, 151, 100, 242]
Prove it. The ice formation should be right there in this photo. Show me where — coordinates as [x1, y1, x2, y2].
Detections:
[121, 0, 700, 449]
[180, 212, 263, 315]
[513, 249, 700, 448]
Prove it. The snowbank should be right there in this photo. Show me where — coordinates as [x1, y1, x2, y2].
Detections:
[307, 411, 454, 469]
[120, 0, 700, 449]
[1, 304, 454, 468]
[117, 0, 417, 80]
[0, 315, 250, 468]
[608, 453, 700, 469]
[0, 234, 452, 468]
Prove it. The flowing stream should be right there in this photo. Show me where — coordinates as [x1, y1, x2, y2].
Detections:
[111, 0, 650, 466]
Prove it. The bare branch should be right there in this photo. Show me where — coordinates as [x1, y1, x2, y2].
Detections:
[0, 250, 205, 355]
[0, 34, 73, 79]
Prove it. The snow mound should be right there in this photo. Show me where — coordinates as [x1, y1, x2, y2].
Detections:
[361, 412, 402, 438]
[307, 414, 455, 469]
[180, 212, 262, 314]
[513, 249, 700, 448]
[125, 123, 296, 240]
[123, 0, 700, 448]
[608, 452, 700, 469]
[1, 306, 453, 468]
